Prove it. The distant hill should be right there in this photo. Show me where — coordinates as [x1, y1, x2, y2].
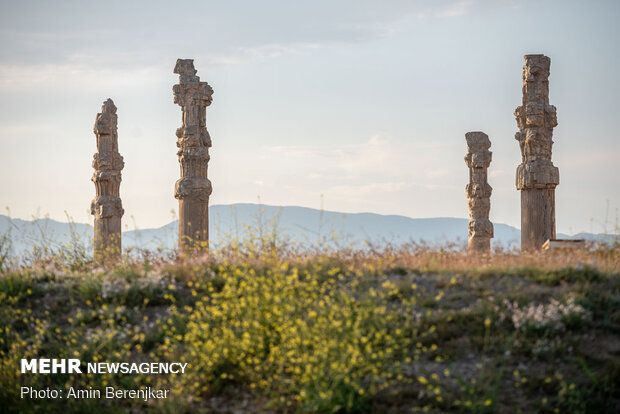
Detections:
[0, 204, 616, 258]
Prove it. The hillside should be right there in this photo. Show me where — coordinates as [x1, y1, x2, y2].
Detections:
[1, 245, 618, 413]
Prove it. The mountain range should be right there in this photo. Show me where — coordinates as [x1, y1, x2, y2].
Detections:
[0, 204, 615, 258]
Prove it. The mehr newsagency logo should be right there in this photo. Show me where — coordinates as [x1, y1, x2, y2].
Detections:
[19, 358, 187, 401]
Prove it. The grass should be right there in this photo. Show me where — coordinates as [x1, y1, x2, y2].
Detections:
[0, 229, 618, 413]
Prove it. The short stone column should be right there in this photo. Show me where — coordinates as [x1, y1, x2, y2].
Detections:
[91, 99, 124, 262]
[173, 59, 213, 254]
[514, 54, 559, 251]
[465, 131, 493, 254]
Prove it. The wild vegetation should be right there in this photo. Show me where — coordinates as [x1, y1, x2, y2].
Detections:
[0, 218, 618, 413]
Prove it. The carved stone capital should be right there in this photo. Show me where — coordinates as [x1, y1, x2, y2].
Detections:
[177, 146, 210, 164]
[92, 152, 124, 172]
[174, 177, 212, 202]
[90, 196, 123, 219]
[91, 170, 122, 184]
[468, 219, 494, 239]
[466, 182, 492, 199]
[516, 161, 559, 189]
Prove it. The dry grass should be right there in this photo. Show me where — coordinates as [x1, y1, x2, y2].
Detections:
[0, 229, 618, 413]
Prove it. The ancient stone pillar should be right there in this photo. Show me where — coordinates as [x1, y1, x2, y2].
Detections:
[91, 99, 124, 261]
[173, 59, 213, 254]
[465, 131, 493, 254]
[514, 55, 559, 251]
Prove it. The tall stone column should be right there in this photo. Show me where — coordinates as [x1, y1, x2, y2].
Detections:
[465, 131, 493, 254]
[91, 99, 124, 261]
[173, 59, 213, 254]
[514, 55, 559, 251]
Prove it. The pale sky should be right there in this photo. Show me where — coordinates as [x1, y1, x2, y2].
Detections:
[0, 0, 618, 234]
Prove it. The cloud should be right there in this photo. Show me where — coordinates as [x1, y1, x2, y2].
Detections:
[262, 134, 464, 199]
[426, 169, 450, 179]
[0, 60, 164, 91]
[268, 135, 392, 174]
[206, 43, 321, 67]
[0, 0, 492, 71]
[0, 123, 55, 136]
[434, 0, 475, 18]
[564, 149, 620, 168]
[489, 169, 505, 179]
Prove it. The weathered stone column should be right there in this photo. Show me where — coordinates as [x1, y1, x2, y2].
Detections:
[465, 131, 493, 254]
[514, 54, 559, 251]
[173, 59, 213, 254]
[91, 99, 124, 261]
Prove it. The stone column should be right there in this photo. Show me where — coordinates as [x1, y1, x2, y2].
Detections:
[91, 99, 124, 261]
[173, 59, 213, 254]
[465, 131, 493, 254]
[514, 54, 559, 251]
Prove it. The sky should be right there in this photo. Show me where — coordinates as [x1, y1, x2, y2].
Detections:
[0, 0, 618, 235]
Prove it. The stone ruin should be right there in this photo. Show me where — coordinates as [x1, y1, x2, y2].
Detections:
[90, 99, 124, 262]
[515, 54, 559, 251]
[465, 131, 493, 254]
[173, 59, 214, 254]
[87, 55, 568, 258]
